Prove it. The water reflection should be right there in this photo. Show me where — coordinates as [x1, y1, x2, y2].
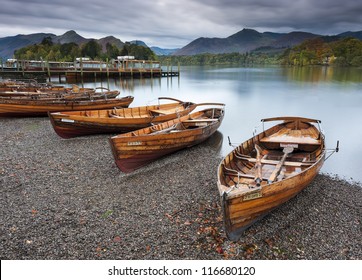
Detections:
[282, 66, 362, 83]
[53, 66, 362, 182]
[205, 130, 224, 155]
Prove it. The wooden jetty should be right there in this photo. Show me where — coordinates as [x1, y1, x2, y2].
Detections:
[0, 57, 180, 81]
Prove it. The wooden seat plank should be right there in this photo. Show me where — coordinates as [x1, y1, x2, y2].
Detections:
[235, 153, 313, 167]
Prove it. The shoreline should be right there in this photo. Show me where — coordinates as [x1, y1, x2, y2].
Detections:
[1, 117, 361, 259]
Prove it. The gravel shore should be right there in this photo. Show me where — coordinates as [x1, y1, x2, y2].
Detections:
[1, 117, 361, 260]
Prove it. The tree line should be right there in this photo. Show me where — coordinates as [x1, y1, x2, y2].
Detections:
[13, 36, 362, 67]
[281, 37, 362, 66]
[160, 37, 362, 67]
[159, 51, 280, 66]
[14, 37, 158, 62]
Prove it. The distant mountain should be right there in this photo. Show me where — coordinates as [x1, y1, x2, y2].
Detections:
[173, 28, 320, 55]
[52, 31, 126, 53]
[127, 40, 179, 55]
[129, 40, 148, 47]
[0, 32, 55, 59]
[227, 29, 283, 51]
[0, 31, 140, 59]
[98, 36, 125, 52]
[151, 47, 180, 55]
[337, 31, 362, 40]
[175, 37, 227, 55]
[271, 31, 320, 48]
[1, 29, 362, 59]
[51, 30, 88, 45]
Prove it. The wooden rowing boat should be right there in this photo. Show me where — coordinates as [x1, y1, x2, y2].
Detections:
[0, 85, 119, 100]
[110, 105, 225, 172]
[48, 97, 200, 138]
[0, 95, 134, 117]
[217, 117, 326, 241]
[0, 80, 90, 94]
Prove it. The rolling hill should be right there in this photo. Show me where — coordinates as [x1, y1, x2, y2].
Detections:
[173, 28, 321, 55]
[1, 29, 361, 59]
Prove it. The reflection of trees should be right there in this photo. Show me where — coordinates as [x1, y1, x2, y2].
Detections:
[115, 77, 162, 92]
[282, 66, 362, 83]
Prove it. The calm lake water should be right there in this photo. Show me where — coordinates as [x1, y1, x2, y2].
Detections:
[57, 66, 362, 183]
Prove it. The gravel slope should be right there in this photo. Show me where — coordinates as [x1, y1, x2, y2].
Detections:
[0, 117, 361, 259]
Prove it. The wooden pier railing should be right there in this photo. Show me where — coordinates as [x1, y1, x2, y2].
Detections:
[0, 59, 180, 81]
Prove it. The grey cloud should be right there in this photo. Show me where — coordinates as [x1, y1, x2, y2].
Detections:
[0, 0, 361, 48]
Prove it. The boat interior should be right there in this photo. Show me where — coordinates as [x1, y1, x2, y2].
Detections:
[122, 108, 224, 137]
[76, 102, 192, 118]
[220, 120, 324, 191]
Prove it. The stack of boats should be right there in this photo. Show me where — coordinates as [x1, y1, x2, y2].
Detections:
[0, 79, 133, 117]
[48, 97, 225, 172]
[1, 79, 336, 240]
[0, 79, 225, 172]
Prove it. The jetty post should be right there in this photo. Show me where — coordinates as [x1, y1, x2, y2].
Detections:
[106, 58, 109, 79]
[80, 57, 84, 79]
[41, 57, 44, 71]
[22, 60, 25, 77]
[47, 61, 51, 81]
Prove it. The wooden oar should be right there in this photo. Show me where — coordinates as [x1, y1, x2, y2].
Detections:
[254, 144, 263, 187]
[194, 102, 225, 107]
[149, 123, 180, 135]
[158, 97, 184, 103]
[268, 146, 294, 184]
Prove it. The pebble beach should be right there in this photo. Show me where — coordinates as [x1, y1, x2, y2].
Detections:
[0, 117, 361, 260]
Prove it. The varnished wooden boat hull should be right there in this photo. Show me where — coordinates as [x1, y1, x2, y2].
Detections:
[48, 101, 197, 138]
[0, 96, 134, 117]
[111, 146, 182, 172]
[221, 157, 324, 240]
[110, 107, 224, 172]
[49, 119, 145, 138]
[0, 89, 119, 100]
[217, 117, 325, 241]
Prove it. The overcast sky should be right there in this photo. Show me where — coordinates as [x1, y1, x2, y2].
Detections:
[1, 0, 361, 48]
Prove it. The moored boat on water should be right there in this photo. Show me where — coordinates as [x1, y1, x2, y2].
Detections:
[48, 97, 200, 138]
[109, 105, 225, 173]
[217, 117, 336, 241]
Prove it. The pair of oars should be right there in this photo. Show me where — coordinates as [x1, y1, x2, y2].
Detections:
[254, 144, 294, 186]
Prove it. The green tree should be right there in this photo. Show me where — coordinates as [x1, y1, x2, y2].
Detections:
[81, 40, 102, 59]
[120, 43, 157, 60]
[105, 43, 121, 59]
[41, 36, 53, 47]
[58, 43, 81, 61]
